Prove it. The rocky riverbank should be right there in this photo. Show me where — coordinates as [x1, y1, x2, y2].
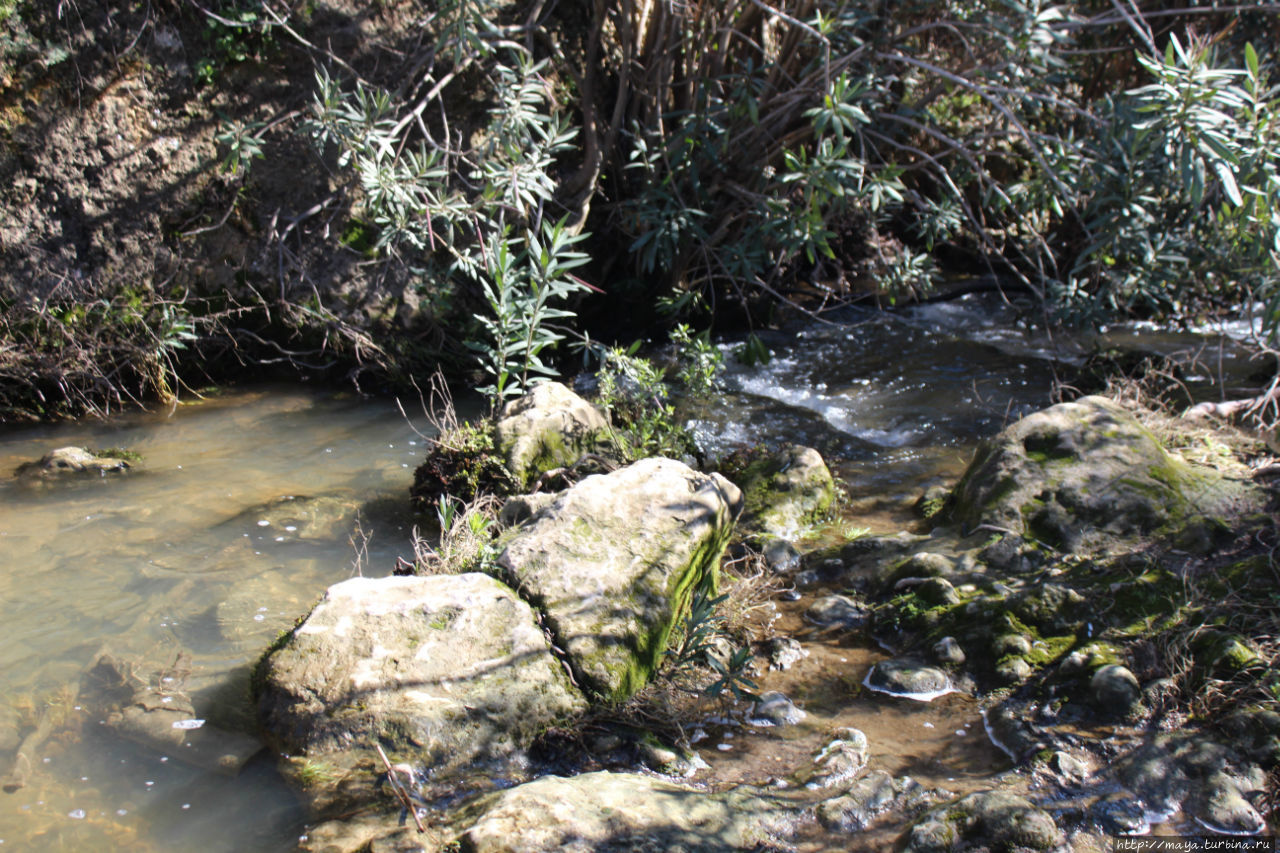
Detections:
[249, 384, 1278, 851]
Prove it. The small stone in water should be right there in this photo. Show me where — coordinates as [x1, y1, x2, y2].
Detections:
[717, 743, 733, 751]
[68, 809, 85, 820]
[257, 520, 270, 527]
[171, 719, 205, 730]
[116, 809, 127, 816]
[253, 614, 265, 622]
[284, 525, 297, 532]
[955, 730, 966, 736]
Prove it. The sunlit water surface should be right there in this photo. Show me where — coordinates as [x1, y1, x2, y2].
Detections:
[0, 388, 434, 851]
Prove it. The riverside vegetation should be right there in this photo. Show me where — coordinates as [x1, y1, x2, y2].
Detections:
[0, 0, 1278, 425]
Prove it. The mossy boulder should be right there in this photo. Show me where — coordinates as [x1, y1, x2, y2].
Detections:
[452, 770, 790, 852]
[730, 444, 835, 539]
[949, 396, 1258, 551]
[256, 574, 586, 810]
[497, 457, 742, 701]
[494, 382, 611, 490]
[902, 790, 1062, 852]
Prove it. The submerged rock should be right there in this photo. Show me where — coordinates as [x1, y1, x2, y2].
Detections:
[949, 396, 1258, 550]
[497, 457, 741, 700]
[805, 594, 868, 630]
[453, 770, 790, 852]
[15, 446, 132, 477]
[902, 790, 1062, 852]
[817, 771, 934, 833]
[1115, 732, 1268, 835]
[732, 444, 835, 539]
[749, 691, 806, 727]
[220, 493, 361, 541]
[83, 653, 261, 775]
[805, 728, 870, 789]
[257, 573, 586, 802]
[494, 382, 611, 490]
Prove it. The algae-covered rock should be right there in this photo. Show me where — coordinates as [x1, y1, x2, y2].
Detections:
[494, 382, 611, 489]
[949, 396, 1257, 550]
[497, 457, 742, 700]
[257, 573, 586, 797]
[15, 446, 132, 477]
[901, 790, 1062, 852]
[453, 770, 790, 852]
[732, 444, 835, 539]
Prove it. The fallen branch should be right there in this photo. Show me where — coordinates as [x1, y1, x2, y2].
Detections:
[374, 743, 425, 833]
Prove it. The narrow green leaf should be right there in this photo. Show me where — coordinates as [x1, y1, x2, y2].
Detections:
[1214, 161, 1243, 207]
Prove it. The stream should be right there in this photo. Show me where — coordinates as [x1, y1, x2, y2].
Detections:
[0, 296, 1262, 851]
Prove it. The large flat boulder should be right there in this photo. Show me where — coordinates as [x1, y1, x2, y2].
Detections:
[257, 573, 586, 802]
[949, 396, 1256, 550]
[498, 457, 742, 700]
[454, 770, 788, 852]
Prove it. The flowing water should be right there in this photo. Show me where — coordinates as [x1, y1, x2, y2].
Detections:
[0, 297, 1258, 850]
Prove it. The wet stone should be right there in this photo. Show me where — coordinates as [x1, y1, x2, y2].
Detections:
[902, 790, 1062, 853]
[932, 636, 965, 665]
[805, 594, 868, 630]
[763, 538, 802, 574]
[1093, 794, 1149, 836]
[1049, 751, 1090, 785]
[816, 771, 928, 833]
[806, 728, 869, 790]
[638, 738, 707, 778]
[865, 659, 953, 700]
[748, 691, 806, 727]
[765, 637, 808, 671]
[1198, 771, 1267, 835]
[996, 656, 1033, 684]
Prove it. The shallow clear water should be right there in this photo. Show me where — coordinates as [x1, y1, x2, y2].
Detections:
[0, 387, 438, 852]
